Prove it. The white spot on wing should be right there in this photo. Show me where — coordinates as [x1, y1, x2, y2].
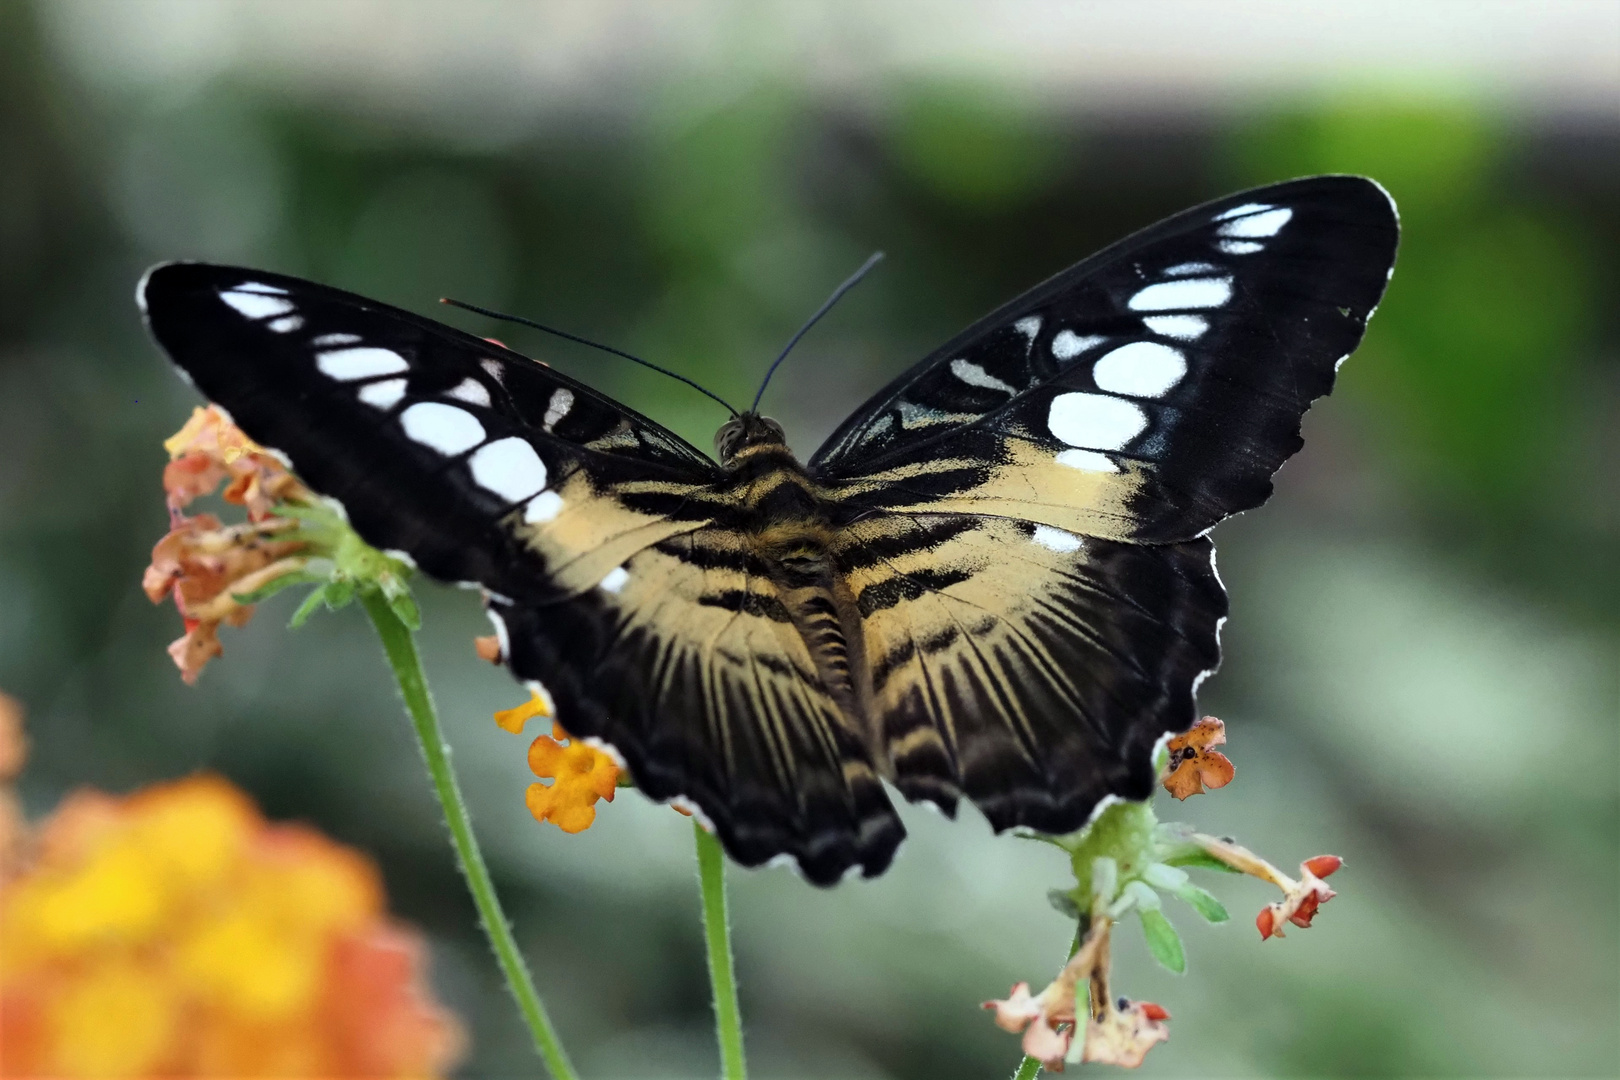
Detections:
[220, 290, 294, 319]
[480, 358, 506, 384]
[231, 281, 287, 295]
[897, 399, 952, 428]
[1128, 276, 1232, 312]
[949, 358, 1017, 395]
[1092, 341, 1187, 398]
[400, 402, 485, 455]
[524, 490, 564, 523]
[313, 333, 361, 347]
[1214, 201, 1271, 222]
[1032, 524, 1084, 553]
[1217, 239, 1264, 255]
[543, 388, 573, 432]
[599, 566, 629, 594]
[1054, 448, 1119, 473]
[1014, 315, 1042, 339]
[447, 378, 492, 407]
[266, 315, 303, 333]
[1048, 391, 1147, 450]
[1163, 261, 1217, 276]
[1218, 206, 1292, 238]
[317, 347, 409, 381]
[1051, 329, 1104, 361]
[357, 378, 407, 410]
[467, 437, 547, 502]
[1143, 314, 1207, 340]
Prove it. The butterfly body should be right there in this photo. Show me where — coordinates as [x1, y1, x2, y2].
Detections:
[140, 176, 1399, 885]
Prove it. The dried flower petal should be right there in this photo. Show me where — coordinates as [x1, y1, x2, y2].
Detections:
[1258, 857, 1341, 940]
[143, 514, 307, 684]
[1081, 998, 1171, 1068]
[1161, 716, 1235, 800]
[525, 722, 618, 833]
[161, 405, 311, 520]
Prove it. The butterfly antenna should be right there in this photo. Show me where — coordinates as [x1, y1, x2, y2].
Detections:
[440, 297, 739, 418]
[751, 251, 884, 414]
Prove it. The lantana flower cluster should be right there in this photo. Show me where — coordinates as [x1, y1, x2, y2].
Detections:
[984, 718, 1344, 1072]
[0, 696, 462, 1078]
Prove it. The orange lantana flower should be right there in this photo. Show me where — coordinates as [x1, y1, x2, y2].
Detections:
[525, 722, 619, 834]
[0, 772, 462, 1077]
[1161, 716, 1235, 800]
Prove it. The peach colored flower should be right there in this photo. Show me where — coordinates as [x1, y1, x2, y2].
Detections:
[984, 913, 1171, 1071]
[525, 722, 619, 834]
[1161, 716, 1235, 800]
[146, 407, 316, 682]
[162, 405, 312, 521]
[0, 773, 462, 1077]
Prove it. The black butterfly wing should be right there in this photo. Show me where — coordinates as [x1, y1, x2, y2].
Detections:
[812, 175, 1399, 544]
[139, 263, 903, 884]
[811, 176, 1397, 836]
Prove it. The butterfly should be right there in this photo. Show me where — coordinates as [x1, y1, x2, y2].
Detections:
[140, 175, 1398, 885]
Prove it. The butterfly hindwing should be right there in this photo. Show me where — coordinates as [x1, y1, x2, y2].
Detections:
[813, 175, 1399, 544]
[833, 514, 1224, 834]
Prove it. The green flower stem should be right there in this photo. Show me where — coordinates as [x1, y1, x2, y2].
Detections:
[360, 591, 578, 1080]
[695, 821, 747, 1080]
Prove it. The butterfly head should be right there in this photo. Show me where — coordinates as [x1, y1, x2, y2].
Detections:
[715, 413, 787, 466]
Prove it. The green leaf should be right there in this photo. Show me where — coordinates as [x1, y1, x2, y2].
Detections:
[1139, 908, 1186, 974]
[1174, 883, 1230, 923]
[323, 578, 356, 611]
[231, 570, 324, 606]
[388, 589, 422, 631]
[1161, 849, 1243, 874]
[1047, 889, 1081, 919]
[289, 585, 330, 629]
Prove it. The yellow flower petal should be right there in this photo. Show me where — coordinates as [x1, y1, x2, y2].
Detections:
[493, 688, 551, 734]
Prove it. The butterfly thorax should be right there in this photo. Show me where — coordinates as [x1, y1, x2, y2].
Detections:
[713, 414, 878, 752]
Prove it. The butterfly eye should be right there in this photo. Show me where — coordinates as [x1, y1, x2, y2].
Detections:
[714, 419, 745, 462]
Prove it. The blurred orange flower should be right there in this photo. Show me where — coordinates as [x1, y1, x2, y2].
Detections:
[0, 772, 463, 1077]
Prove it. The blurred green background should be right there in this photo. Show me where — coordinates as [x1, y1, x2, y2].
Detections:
[2, 2, 1616, 1077]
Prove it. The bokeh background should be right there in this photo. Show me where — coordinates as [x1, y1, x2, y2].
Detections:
[3, 1, 1616, 1076]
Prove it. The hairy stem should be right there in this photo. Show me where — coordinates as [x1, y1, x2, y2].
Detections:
[695, 821, 747, 1080]
[361, 592, 577, 1080]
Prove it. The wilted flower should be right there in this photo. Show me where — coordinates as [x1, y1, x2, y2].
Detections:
[983, 913, 1170, 1072]
[145, 407, 317, 682]
[0, 771, 462, 1077]
[524, 722, 620, 834]
[1256, 856, 1342, 940]
[162, 405, 312, 520]
[1161, 716, 1234, 800]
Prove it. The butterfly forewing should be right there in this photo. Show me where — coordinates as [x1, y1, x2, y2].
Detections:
[813, 175, 1399, 544]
